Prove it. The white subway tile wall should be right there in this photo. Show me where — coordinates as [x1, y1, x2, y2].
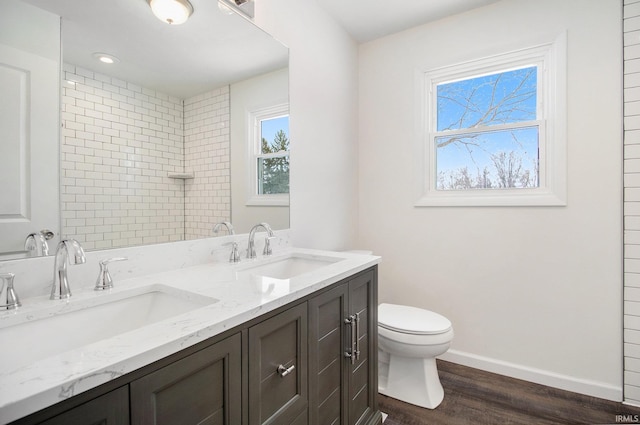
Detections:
[184, 87, 231, 240]
[626, 0, 640, 405]
[61, 64, 231, 250]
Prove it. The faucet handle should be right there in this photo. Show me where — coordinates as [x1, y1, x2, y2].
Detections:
[263, 236, 276, 256]
[94, 257, 128, 291]
[0, 273, 21, 310]
[223, 242, 241, 263]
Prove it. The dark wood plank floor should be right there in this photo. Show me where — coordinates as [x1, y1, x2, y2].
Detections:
[379, 360, 640, 425]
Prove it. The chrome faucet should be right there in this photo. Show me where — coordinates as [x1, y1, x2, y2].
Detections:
[0, 273, 21, 310]
[50, 239, 86, 300]
[24, 232, 49, 257]
[213, 221, 235, 235]
[247, 222, 275, 259]
[214, 222, 240, 262]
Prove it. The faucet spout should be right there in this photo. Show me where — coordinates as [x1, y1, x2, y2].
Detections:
[50, 239, 86, 300]
[213, 221, 235, 235]
[24, 232, 49, 257]
[247, 222, 275, 259]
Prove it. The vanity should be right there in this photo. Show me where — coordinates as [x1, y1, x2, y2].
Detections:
[0, 247, 382, 425]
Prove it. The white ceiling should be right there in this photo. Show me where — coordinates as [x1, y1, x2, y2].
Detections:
[20, 0, 288, 99]
[16, 0, 499, 98]
[316, 0, 501, 43]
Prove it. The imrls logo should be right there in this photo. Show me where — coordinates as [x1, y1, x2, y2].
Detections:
[617, 414, 640, 423]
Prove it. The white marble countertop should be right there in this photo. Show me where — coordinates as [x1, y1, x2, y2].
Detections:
[0, 247, 380, 424]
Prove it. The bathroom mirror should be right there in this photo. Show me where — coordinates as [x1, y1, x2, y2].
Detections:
[0, 0, 289, 259]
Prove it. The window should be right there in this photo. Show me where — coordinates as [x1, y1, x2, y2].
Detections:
[436, 66, 539, 190]
[416, 34, 566, 206]
[248, 104, 290, 206]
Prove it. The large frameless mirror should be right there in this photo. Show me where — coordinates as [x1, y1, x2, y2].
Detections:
[0, 0, 289, 260]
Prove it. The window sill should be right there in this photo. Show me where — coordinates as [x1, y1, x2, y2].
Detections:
[415, 188, 566, 207]
[246, 194, 290, 207]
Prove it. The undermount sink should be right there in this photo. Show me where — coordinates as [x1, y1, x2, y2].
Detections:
[236, 254, 342, 280]
[0, 285, 217, 370]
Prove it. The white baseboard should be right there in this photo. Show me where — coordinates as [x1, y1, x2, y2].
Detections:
[439, 349, 622, 402]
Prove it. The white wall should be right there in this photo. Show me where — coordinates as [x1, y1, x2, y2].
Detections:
[230, 68, 289, 231]
[358, 0, 623, 400]
[255, 0, 360, 250]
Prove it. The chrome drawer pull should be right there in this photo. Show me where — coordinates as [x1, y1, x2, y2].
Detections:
[277, 364, 295, 377]
[354, 312, 361, 361]
[344, 314, 357, 364]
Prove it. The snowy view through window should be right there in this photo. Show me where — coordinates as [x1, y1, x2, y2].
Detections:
[435, 66, 540, 191]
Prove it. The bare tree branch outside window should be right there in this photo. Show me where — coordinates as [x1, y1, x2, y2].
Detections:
[434, 66, 539, 190]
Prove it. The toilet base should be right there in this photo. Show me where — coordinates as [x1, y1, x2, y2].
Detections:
[378, 352, 444, 409]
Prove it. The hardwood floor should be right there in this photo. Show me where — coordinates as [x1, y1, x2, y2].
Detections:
[379, 360, 640, 425]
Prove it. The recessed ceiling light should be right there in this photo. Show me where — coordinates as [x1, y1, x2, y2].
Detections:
[93, 53, 120, 64]
[148, 0, 194, 25]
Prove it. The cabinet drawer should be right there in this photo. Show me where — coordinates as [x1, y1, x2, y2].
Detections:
[249, 303, 308, 425]
[36, 386, 129, 425]
[130, 333, 242, 425]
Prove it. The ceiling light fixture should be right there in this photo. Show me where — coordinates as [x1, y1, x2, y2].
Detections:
[148, 0, 194, 25]
[93, 53, 120, 64]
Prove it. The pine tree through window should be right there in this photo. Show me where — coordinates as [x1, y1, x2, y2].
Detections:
[257, 115, 289, 195]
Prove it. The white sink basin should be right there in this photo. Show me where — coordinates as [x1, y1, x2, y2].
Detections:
[237, 254, 342, 280]
[0, 285, 217, 370]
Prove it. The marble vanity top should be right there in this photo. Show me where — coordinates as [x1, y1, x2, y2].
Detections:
[0, 247, 380, 424]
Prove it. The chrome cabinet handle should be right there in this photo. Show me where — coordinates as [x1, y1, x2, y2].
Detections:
[354, 312, 361, 361]
[344, 314, 357, 364]
[277, 364, 295, 377]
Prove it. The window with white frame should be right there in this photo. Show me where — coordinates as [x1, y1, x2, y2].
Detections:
[416, 34, 566, 206]
[248, 104, 290, 206]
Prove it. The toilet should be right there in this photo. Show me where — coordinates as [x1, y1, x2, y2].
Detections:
[378, 303, 453, 409]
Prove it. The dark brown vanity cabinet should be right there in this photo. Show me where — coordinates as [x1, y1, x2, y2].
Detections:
[35, 386, 130, 425]
[130, 333, 242, 425]
[248, 303, 308, 425]
[14, 334, 242, 425]
[308, 270, 380, 425]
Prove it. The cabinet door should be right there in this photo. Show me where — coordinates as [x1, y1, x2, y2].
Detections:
[347, 271, 378, 425]
[308, 284, 348, 425]
[248, 303, 308, 425]
[37, 386, 129, 425]
[130, 333, 242, 425]
[308, 269, 380, 425]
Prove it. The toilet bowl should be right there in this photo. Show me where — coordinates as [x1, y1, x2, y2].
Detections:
[378, 303, 453, 409]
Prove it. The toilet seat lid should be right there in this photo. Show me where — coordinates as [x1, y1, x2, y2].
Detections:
[378, 303, 452, 335]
